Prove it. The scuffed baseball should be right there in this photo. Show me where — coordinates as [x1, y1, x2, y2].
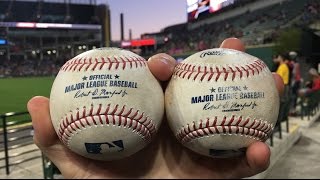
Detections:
[50, 47, 164, 161]
[165, 48, 279, 158]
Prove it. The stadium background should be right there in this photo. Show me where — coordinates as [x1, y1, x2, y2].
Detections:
[0, 0, 319, 115]
[0, 0, 320, 178]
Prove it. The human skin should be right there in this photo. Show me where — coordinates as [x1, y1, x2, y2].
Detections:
[27, 38, 284, 179]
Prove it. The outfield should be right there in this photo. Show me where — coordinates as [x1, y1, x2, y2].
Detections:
[0, 76, 55, 115]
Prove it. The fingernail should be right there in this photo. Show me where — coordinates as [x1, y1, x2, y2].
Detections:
[160, 54, 176, 67]
[147, 56, 154, 62]
[160, 57, 169, 65]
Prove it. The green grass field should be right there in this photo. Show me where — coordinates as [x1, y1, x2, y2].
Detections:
[0, 76, 55, 115]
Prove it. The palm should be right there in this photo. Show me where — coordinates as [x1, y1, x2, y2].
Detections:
[40, 119, 266, 179]
[41, 136, 162, 178]
[164, 145, 260, 179]
[155, 121, 268, 179]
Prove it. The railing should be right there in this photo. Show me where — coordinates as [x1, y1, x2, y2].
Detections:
[0, 111, 40, 175]
[42, 153, 61, 179]
[270, 90, 320, 146]
[299, 91, 320, 120]
[269, 99, 291, 147]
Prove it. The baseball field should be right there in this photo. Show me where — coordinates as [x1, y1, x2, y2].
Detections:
[0, 76, 55, 115]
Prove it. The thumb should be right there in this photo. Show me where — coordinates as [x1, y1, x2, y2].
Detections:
[27, 96, 59, 147]
[147, 53, 177, 82]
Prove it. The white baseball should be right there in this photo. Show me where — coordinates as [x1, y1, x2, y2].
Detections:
[165, 48, 279, 157]
[50, 47, 164, 161]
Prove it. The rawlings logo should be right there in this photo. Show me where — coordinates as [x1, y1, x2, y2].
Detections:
[200, 50, 225, 58]
[96, 47, 121, 51]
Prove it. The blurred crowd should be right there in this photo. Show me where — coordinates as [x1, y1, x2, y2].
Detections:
[0, 56, 61, 78]
[159, 0, 320, 56]
[1, 0, 320, 82]
[273, 51, 320, 116]
[300, 0, 320, 25]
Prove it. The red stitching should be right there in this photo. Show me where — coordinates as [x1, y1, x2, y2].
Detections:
[229, 66, 236, 81]
[120, 57, 126, 70]
[57, 104, 156, 145]
[125, 57, 132, 68]
[79, 58, 86, 71]
[72, 58, 81, 71]
[91, 58, 99, 71]
[200, 66, 208, 81]
[235, 66, 243, 79]
[114, 57, 120, 69]
[176, 116, 273, 144]
[174, 60, 267, 81]
[215, 67, 221, 81]
[85, 58, 92, 71]
[60, 56, 146, 72]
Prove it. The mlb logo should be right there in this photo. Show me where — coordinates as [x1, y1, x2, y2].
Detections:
[85, 140, 124, 154]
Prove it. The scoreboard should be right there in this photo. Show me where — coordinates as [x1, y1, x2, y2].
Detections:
[187, 0, 237, 21]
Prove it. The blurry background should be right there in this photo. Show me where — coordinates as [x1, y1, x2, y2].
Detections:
[0, 0, 319, 178]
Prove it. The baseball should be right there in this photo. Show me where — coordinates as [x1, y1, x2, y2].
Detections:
[50, 47, 164, 161]
[165, 48, 279, 157]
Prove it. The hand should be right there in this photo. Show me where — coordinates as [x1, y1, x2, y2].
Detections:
[28, 38, 284, 178]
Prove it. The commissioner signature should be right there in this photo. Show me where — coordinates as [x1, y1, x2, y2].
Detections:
[203, 101, 258, 112]
[74, 88, 128, 99]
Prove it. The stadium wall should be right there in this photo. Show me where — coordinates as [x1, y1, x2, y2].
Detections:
[246, 44, 275, 71]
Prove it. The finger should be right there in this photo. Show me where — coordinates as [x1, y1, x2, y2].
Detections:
[241, 142, 271, 177]
[147, 53, 177, 81]
[220, 38, 245, 52]
[272, 73, 285, 96]
[27, 96, 58, 147]
[27, 96, 90, 177]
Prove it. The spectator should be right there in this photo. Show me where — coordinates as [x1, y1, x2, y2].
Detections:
[299, 68, 320, 97]
[274, 53, 290, 101]
[288, 51, 301, 114]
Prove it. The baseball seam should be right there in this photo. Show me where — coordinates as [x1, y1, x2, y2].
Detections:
[60, 56, 147, 72]
[57, 104, 156, 146]
[176, 116, 273, 144]
[174, 59, 267, 81]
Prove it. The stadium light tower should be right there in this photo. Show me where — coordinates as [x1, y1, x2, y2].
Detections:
[120, 13, 124, 41]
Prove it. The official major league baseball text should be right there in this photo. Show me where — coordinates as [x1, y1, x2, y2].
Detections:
[165, 48, 279, 158]
[50, 47, 164, 161]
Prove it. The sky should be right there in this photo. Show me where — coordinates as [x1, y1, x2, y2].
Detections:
[104, 0, 187, 41]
